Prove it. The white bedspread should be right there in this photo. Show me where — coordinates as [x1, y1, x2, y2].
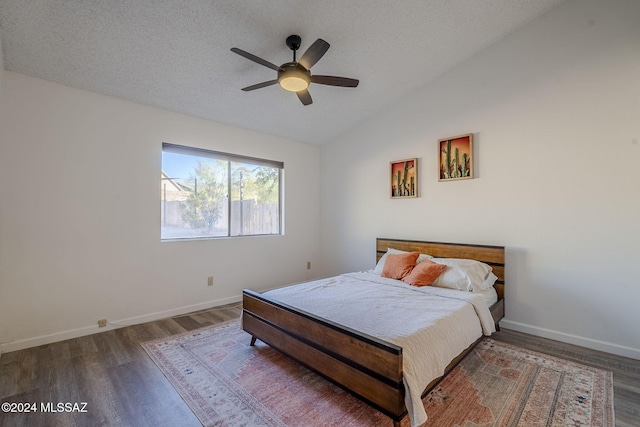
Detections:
[263, 271, 496, 427]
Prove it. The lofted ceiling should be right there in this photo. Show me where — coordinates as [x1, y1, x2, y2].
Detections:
[0, 0, 564, 145]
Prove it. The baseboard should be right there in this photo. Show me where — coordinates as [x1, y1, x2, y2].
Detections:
[501, 319, 640, 361]
[0, 295, 241, 355]
[7, 303, 637, 360]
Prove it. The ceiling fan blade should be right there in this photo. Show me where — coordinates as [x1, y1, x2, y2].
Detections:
[296, 89, 313, 106]
[231, 48, 282, 71]
[311, 75, 359, 87]
[241, 80, 278, 91]
[298, 39, 330, 70]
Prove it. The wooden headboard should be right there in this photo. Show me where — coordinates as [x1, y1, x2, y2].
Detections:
[376, 238, 505, 300]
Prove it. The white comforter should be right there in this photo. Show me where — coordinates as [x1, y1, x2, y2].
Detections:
[263, 271, 496, 427]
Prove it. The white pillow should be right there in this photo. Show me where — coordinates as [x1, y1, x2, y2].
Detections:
[416, 253, 434, 264]
[481, 272, 499, 290]
[373, 248, 433, 275]
[431, 258, 496, 292]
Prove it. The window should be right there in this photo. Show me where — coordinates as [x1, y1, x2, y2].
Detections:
[161, 143, 283, 240]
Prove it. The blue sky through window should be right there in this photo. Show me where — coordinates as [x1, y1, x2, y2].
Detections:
[162, 152, 201, 182]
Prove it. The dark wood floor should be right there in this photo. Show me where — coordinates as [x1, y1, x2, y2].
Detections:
[1, 303, 638, 427]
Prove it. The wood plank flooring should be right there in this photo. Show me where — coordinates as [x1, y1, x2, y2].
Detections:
[1, 304, 638, 427]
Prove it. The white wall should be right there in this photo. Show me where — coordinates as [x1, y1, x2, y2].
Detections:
[0, 74, 321, 352]
[320, 0, 640, 359]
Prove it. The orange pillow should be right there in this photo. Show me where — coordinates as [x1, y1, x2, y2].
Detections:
[402, 259, 447, 287]
[381, 252, 420, 279]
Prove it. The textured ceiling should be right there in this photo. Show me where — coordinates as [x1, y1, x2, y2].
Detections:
[0, 0, 564, 145]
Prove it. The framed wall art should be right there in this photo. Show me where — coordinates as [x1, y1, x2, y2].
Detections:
[439, 133, 473, 181]
[390, 158, 417, 198]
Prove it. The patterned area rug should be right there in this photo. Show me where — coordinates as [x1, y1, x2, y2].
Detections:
[141, 320, 614, 426]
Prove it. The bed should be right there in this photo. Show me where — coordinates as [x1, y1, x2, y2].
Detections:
[242, 238, 505, 426]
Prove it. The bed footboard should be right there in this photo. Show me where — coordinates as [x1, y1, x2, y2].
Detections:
[242, 289, 407, 422]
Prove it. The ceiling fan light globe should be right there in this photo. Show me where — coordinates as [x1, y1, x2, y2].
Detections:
[278, 63, 311, 92]
[279, 74, 310, 92]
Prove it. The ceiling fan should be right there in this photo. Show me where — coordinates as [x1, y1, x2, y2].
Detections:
[231, 35, 359, 106]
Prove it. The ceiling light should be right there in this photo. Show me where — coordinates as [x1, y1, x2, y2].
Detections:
[278, 63, 310, 92]
[279, 75, 309, 92]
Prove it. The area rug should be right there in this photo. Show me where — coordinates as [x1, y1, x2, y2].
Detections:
[141, 319, 614, 426]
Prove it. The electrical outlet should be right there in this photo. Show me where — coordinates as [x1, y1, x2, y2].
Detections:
[97, 319, 107, 328]
[306, 261, 311, 270]
[207, 276, 214, 286]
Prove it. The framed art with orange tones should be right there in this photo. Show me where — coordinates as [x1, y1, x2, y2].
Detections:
[390, 158, 417, 198]
[439, 133, 473, 181]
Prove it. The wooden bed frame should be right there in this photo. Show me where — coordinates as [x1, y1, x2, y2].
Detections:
[242, 238, 505, 426]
